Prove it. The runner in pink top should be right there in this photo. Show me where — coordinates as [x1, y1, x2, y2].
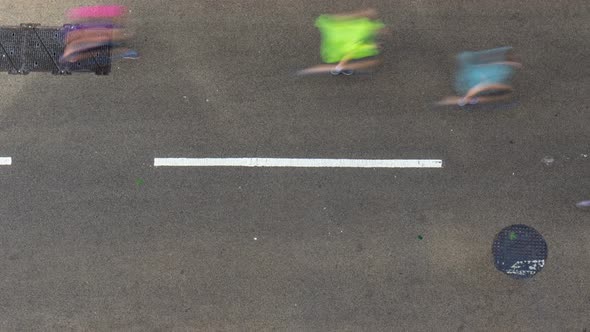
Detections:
[61, 5, 138, 63]
[68, 5, 127, 20]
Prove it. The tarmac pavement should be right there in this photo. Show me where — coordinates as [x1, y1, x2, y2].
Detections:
[0, 0, 588, 330]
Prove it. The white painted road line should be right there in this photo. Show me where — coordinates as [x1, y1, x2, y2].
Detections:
[0, 157, 12, 165]
[154, 158, 443, 168]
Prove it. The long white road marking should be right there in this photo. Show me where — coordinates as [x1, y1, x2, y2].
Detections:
[0, 157, 12, 165]
[154, 158, 443, 168]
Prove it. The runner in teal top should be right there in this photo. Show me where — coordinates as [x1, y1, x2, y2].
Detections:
[437, 47, 522, 106]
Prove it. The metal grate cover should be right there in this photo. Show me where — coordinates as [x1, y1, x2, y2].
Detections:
[492, 224, 548, 279]
[0, 23, 111, 75]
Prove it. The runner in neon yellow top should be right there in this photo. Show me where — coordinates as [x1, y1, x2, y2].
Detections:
[299, 9, 385, 75]
[315, 14, 384, 64]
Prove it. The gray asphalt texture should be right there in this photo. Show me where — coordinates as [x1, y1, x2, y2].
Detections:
[0, 0, 589, 331]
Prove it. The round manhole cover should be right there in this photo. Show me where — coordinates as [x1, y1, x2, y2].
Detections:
[492, 224, 548, 279]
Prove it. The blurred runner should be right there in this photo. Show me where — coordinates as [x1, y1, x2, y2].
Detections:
[61, 5, 138, 63]
[438, 47, 522, 106]
[299, 9, 385, 75]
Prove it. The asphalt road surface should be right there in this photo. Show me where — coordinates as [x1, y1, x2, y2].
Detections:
[0, 0, 588, 330]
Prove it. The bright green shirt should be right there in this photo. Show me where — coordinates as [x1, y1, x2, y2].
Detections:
[315, 15, 384, 63]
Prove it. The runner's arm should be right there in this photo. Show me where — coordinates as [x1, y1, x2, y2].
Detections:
[336, 53, 354, 69]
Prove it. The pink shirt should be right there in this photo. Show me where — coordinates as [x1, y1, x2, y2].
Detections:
[68, 5, 127, 19]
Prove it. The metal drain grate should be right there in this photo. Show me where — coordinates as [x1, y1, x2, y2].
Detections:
[492, 224, 548, 279]
[0, 24, 111, 75]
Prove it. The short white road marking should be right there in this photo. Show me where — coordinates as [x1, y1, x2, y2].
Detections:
[154, 158, 443, 168]
[0, 157, 12, 165]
